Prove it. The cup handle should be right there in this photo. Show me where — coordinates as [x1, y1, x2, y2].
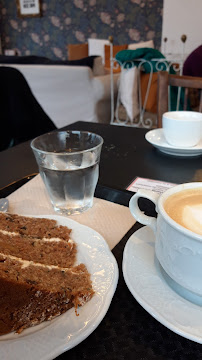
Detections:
[129, 189, 160, 233]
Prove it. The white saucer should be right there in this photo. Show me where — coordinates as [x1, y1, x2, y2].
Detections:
[123, 226, 202, 343]
[145, 128, 202, 157]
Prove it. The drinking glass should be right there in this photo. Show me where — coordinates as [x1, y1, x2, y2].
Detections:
[31, 130, 103, 215]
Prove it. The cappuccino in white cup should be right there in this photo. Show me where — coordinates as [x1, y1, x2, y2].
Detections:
[129, 182, 202, 297]
[163, 111, 202, 147]
[164, 188, 202, 236]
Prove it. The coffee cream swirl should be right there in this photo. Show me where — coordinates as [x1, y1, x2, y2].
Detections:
[164, 188, 202, 236]
[182, 204, 202, 235]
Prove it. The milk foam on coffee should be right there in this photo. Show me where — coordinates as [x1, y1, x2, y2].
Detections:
[164, 188, 202, 235]
[182, 204, 202, 235]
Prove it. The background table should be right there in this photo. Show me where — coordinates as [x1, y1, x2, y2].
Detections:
[1, 122, 202, 360]
[1, 121, 202, 191]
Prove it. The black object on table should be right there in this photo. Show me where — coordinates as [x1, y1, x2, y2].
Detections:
[1, 122, 202, 360]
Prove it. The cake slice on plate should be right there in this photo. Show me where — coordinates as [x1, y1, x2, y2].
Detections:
[0, 213, 94, 335]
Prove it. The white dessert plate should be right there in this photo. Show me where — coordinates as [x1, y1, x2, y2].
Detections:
[145, 128, 202, 157]
[0, 215, 119, 360]
[123, 225, 202, 344]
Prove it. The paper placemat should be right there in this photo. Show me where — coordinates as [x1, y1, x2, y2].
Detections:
[7, 175, 136, 250]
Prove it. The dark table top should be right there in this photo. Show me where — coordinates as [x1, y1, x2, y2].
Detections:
[1, 121, 202, 191]
[1, 121, 202, 360]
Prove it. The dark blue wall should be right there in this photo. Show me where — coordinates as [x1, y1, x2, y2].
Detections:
[0, 0, 163, 60]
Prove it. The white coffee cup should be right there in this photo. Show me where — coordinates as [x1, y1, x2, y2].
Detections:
[162, 111, 202, 147]
[129, 182, 202, 297]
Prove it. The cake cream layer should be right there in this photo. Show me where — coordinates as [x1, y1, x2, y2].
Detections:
[0, 231, 77, 267]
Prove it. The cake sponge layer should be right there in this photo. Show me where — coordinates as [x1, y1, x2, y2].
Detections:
[0, 213, 71, 241]
[0, 231, 76, 267]
[0, 255, 94, 334]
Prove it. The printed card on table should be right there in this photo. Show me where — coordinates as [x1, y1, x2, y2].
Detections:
[127, 177, 177, 194]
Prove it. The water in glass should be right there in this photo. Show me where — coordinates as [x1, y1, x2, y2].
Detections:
[39, 152, 99, 215]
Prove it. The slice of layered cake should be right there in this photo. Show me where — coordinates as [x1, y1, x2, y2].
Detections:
[0, 213, 94, 335]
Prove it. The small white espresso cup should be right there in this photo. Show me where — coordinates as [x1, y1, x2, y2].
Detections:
[129, 182, 202, 297]
[162, 111, 202, 147]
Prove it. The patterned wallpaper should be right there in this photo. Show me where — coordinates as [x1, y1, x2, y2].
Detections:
[0, 0, 163, 60]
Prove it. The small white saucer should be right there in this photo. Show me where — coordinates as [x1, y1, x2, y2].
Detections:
[123, 226, 202, 343]
[145, 128, 202, 157]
